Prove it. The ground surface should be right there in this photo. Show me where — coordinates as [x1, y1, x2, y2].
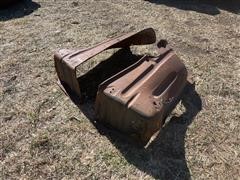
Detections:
[0, 0, 239, 179]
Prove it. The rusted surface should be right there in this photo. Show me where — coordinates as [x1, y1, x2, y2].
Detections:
[54, 28, 156, 102]
[54, 28, 188, 145]
[96, 49, 187, 145]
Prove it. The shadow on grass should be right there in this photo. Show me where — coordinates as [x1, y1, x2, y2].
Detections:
[71, 48, 202, 179]
[145, 0, 240, 15]
[0, 0, 40, 21]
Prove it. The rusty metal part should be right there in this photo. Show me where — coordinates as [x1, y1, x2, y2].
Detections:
[54, 28, 189, 145]
[54, 28, 156, 103]
[95, 49, 187, 145]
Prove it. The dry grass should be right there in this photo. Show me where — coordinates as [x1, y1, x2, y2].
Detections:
[1, 0, 240, 179]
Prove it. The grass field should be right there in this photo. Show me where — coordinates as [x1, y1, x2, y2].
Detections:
[1, 0, 239, 179]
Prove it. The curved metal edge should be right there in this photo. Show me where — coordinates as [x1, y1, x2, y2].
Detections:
[54, 28, 156, 103]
